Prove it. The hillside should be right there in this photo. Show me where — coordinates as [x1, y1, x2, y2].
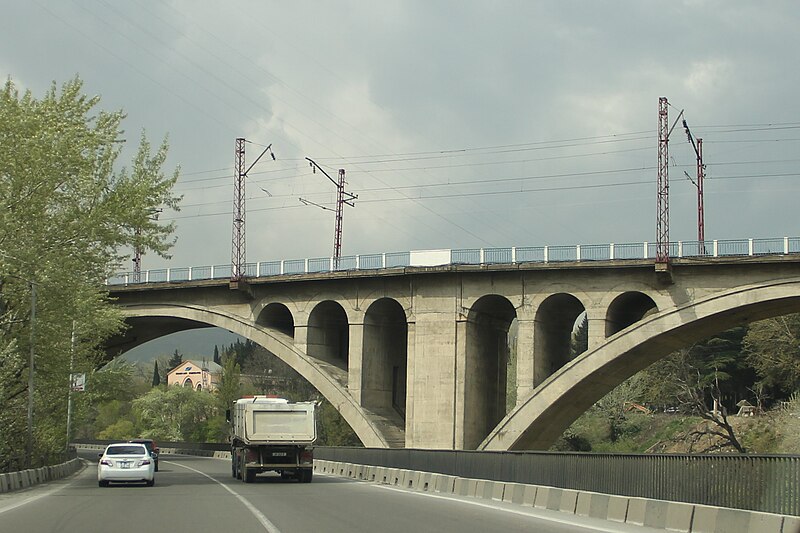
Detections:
[556, 398, 800, 454]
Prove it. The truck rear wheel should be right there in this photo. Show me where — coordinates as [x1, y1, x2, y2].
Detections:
[298, 469, 313, 483]
[244, 465, 256, 483]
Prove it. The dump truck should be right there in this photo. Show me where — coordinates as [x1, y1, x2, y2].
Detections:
[227, 396, 317, 483]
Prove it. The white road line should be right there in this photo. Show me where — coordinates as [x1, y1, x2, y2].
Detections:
[0, 467, 86, 515]
[166, 461, 281, 533]
[365, 480, 641, 533]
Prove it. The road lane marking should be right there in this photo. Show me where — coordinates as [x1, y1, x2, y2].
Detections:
[0, 463, 89, 515]
[166, 461, 281, 533]
[366, 480, 647, 533]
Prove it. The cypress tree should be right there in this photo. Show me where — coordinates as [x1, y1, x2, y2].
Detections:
[152, 361, 161, 387]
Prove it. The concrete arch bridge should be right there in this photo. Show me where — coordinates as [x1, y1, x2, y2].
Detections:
[106, 255, 800, 451]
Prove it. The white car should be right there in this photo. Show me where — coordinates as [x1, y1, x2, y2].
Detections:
[98, 443, 155, 487]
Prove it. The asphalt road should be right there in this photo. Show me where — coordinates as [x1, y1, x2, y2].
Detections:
[0, 452, 664, 533]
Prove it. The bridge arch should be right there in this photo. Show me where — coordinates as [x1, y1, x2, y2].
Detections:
[117, 302, 390, 448]
[533, 292, 586, 387]
[307, 300, 350, 372]
[464, 294, 517, 449]
[605, 291, 658, 337]
[480, 278, 800, 451]
[257, 302, 295, 337]
[361, 298, 408, 418]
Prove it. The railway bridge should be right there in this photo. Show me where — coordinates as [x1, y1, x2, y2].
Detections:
[106, 239, 800, 451]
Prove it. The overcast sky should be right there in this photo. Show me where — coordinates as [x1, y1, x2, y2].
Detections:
[3, 1, 799, 272]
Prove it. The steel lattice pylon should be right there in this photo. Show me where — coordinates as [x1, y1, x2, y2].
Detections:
[232, 138, 246, 281]
[656, 97, 670, 264]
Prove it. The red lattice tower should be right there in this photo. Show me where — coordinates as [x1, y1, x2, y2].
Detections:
[656, 97, 670, 264]
[231, 138, 246, 281]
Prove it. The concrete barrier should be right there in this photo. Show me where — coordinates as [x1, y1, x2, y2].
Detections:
[0, 457, 83, 495]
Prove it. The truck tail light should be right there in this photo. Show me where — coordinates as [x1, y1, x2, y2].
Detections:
[300, 449, 313, 463]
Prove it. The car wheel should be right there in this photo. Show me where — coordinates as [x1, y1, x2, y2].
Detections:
[146, 479, 155, 487]
[154, 460, 159, 472]
[98, 480, 109, 487]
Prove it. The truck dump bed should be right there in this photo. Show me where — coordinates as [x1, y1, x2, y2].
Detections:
[233, 397, 316, 445]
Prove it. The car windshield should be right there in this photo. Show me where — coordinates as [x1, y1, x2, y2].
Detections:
[106, 445, 146, 455]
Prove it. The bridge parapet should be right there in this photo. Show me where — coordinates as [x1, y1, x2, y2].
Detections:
[108, 237, 800, 286]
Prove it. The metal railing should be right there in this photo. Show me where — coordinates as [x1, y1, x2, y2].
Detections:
[314, 447, 800, 516]
[107, 236, 800, 286]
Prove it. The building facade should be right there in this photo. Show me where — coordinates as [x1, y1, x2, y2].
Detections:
[166, 360, 222, 391]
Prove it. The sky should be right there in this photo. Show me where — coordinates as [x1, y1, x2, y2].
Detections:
[2, 1, 799, 274]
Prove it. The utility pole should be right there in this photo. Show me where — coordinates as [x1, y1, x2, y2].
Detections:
[26, 280, 35, 468]
[656, 97, 685, 275]
[231, 138, 246, 282]
[682, 118, 706, 252]
[656, 97, 670, 266]
[304, 159, 357, 269]
[65, 320, 76, 455]
[231, 138, 275, 282]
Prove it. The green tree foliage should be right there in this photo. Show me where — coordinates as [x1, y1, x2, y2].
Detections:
[216, 354, 242, 413]
[316, 400, 361, 446]
[570, 313, 588, 359]
[744, 314, 800, 397]
[167, 349, 183, 371]
[151, 361, 161, 387]
[132, 386, 217, 442]
[0, 77, 180, 468]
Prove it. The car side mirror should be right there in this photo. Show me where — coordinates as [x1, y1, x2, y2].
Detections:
[97, 453, 103, 459]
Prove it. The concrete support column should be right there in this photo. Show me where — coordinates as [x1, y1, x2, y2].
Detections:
[453, 316, 468, 449]
[404, 320, 416, 445]
[515, 318, 535, 405]
[348, 322, 364, 403]
[407, 312, 459, 450]
[586, 309, 608, 350]
[294, 323, 309, 354]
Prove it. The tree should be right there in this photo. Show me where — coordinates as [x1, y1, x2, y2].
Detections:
[151, 361, 161, 387]
[167, 349, 184, 371]
[0, 76, 180, 468]
[570, 313, 588, 359]
[216, 354, 242, 413]
[213, 345, 220, 365]
[133, 386, 217, 442]
[743, 314, 800, 397]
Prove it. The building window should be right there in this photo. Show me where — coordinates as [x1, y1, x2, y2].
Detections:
[183, 377, 193, 388]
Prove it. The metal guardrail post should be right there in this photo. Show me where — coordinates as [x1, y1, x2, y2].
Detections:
[576, 244, 581, 262]
[749, 238, 754, 256]
[713, 240, 719, 257]
[544, 246, 549, 263]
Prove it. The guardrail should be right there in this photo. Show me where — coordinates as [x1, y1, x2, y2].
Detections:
[108, 236, 800, 285]
[314, 447, 800, 517]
